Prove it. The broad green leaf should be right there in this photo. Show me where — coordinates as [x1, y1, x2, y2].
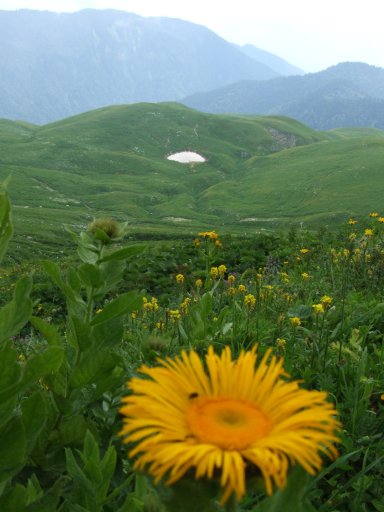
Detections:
[22, 346, 64, 387]
[42, 260, 85, 314]
[68, 315, 92, 351]
[90, 291, 142, 326]
[0, 416, 26, 483]
[21, 390, 48, 455]
[0, 484, 27, 510]
[57, 414, 88, 446]
[99, 244, 145, 263]
[0, 341, 22, 404]
[78, 263, 104, 288]
[82, 430, 100, 465]
[92, 316, 124, 349]
[70, 350, 117, 388]
[251, 466, 310, 512]
[30, 316, 62, 346]
[0, 275, 33, 343]
[65, 448, 95, 495]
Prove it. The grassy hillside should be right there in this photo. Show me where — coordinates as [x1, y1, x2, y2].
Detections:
[1, 102, 384, 260]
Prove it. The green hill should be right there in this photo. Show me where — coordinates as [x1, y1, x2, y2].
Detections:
[2, 102, 384, 260]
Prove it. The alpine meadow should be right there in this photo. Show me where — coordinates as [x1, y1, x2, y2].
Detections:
[1, 8, 384, 512]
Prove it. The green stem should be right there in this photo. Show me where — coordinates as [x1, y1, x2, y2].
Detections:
[224, 494, 238, 512]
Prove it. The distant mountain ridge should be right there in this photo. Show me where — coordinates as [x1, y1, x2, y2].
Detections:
[236, 44, 304, 76]
[182, 62, 384, 129]
[0, 8, 299, 124]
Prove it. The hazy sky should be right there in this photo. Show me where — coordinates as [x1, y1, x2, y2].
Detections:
[0, 0, 383, 73]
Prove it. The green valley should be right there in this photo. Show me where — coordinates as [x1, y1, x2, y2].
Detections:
[1, 102, 384, 260]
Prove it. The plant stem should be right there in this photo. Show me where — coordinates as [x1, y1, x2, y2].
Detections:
[224, 494, 238, 512]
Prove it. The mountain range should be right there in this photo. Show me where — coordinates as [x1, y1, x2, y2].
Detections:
[0, 9, 299, 124]
[183, 62, 384, 130]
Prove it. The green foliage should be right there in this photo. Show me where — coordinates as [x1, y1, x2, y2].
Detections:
[1, 187, 384, 511]
[1, 103, 384, 262]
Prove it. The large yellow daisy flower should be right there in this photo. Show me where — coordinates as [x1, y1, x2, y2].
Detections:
[119, 346, 340, 503]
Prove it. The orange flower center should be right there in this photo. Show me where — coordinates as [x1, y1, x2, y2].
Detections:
[186, 397, 272, 450]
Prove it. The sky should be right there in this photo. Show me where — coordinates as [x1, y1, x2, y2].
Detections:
[0, 0, 383, 73]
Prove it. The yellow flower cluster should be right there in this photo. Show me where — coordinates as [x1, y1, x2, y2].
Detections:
[143, 296, 159, 312]
[167, 309, 181, 323]
[176, 273, 185, 285]
[244, 293, 256, 309]
[290, 316, 301, 327]
[180, 297, 191, 315]
[312, 303, 325, 315]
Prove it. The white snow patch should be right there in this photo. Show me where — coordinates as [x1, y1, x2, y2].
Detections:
[167, 151, 206, 163]
[164, 217, 192, 223]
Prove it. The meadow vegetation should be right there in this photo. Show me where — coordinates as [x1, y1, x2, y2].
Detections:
[2, 103, 384, 263]
[1, 181, 383, 511]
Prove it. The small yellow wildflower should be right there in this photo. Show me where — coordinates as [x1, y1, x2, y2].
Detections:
[276, 338, 287, 350]
[194, 238, 201, 248]
[301, 272, 310, 280]
[290, 317, 301, 327]
[378, 217, 384, 223]
[228, 286, 236, 297]
[180, 297, 191, 315]
[131, 311, 137, 319]
[238, 284, 246, 293]
[312, 304, 325, 315]
[369, 212, 379, 218]
[195, 278, 203, 288]
[156, 320, 164, 331]
[364, 228, 373, 237]
[215, 240, 222, 248]
[280, 272, 289, 283]
[283, 293, 294, 304]
[144, 302, 154, 312]
[198, 230, 218, 240]
[176, 274, 185, 285]
[348, 218, 357, 225]
[244, 293, 256, 309]
[168, 309, 181, 323]
[218, 264, 227, 276]
[300, 248, 310, 254]
[210, 267, 219, 279]
[321, 295, 333, 309]
[228, 274, 236, 285]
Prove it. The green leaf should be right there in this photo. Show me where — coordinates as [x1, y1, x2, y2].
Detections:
[251, 466, 310, 512]
[70, 350, 117, 388]
[90, 291, 142, 326]
[0, 416, 26, 484]
[22, 346, 64, 387]
[82, 430, 100, 465]
[0, 275, 33, 343]
[0, 341, 22, 404]
[99, 244, 145, 263]
[68, 315, 92, 351]
[65, 448, 95, 495]
[0, 188, 13, 264]
[78, 263, 105, 288]
[0, 483, 27, 510]
[92, 316, 124, 349]
[21, 390, 48, 455]
[30, 316, 62, 346]
[58, 414, 88, 446]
